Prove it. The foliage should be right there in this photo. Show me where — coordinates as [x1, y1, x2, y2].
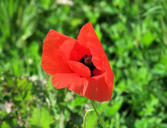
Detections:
[0, 0, 167, 127]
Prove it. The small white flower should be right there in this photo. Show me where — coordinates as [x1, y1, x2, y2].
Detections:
[57, 0, 73, 6]
[29, 75, 38, 81]
[0, 76, 4, 81]
[28, 58, 33, 64]
[4, 102, 13, 113]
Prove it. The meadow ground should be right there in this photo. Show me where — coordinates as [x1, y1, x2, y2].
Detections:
[0, 0, 167, 128]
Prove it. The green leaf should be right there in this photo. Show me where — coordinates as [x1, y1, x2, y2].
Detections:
[40, 0, 51, 10]
[1, 121, 10, 128]
[141, 31, 154, 47]
[28, 107, 54, 128]
[86, 112, 98, 128]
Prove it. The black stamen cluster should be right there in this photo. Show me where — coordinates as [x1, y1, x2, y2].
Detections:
[80, 54, 95, 76]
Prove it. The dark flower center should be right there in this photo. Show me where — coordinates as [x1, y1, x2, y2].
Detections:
[80, 54, 95, 76]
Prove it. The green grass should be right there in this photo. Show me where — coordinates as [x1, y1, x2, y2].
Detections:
[0, 0, 167, 128]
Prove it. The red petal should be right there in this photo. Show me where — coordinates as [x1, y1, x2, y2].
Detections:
[59, 39, 76, 60]
[68, 61, 91, 78]
[70, 42, 91, 61]
[52, 73, 88, 95]
[41, 30, 75, 75]
[77, 22, 107, 71]
[78, 22, 114, 101]
[83, 73, 114, 102]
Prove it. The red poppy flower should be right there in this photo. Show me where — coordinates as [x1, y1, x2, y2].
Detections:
[41, 22, 114, 102]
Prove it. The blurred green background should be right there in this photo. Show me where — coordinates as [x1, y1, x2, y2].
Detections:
[0, 0, 167, 128]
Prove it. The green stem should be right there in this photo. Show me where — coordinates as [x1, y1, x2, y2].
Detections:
[90, 100, 106, 128]
[83, 109, 93, 128]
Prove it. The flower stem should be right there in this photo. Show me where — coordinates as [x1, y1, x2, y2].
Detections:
[83, 109, 93, 128]
[90, 100, 106, 128]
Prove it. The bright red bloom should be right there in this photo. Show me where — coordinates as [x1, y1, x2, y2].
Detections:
[41, 22, 114, 102]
